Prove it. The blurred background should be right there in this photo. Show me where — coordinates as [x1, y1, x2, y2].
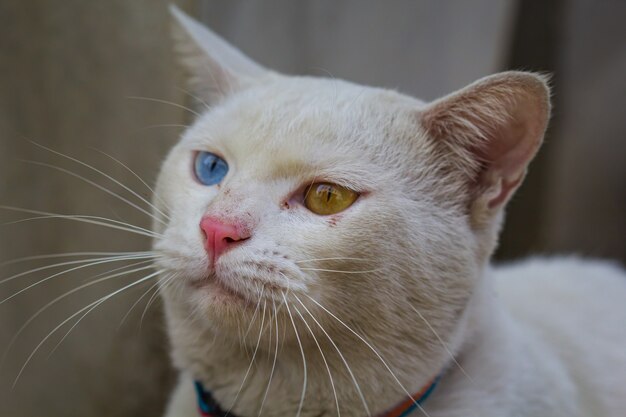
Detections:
[0, 1, 624, 416]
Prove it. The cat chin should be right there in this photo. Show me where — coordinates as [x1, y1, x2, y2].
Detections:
[188, 274, 255, 308]
[164, 263, 297, 322]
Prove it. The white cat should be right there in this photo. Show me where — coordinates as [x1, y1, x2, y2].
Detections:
[154, 7, 626, 417]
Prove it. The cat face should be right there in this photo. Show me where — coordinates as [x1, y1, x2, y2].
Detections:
[154, 7, 549, 379]
[155, 73, 471, 341]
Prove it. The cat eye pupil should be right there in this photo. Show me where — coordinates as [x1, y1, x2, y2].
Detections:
[304, 182, 358, 215]
[194, 151, 228, 186]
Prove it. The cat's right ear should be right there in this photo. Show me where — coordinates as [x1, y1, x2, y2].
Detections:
[169, 5, 270, 104]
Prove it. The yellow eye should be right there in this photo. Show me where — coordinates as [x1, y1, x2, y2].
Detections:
[304, 183, 358, 215]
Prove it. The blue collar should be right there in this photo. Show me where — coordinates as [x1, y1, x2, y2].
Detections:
[194, 376, 440, 417]
[194, 380, 236, 416]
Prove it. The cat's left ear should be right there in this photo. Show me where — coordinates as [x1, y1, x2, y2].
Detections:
[169, 5, 271, 103]
[420, 72, 551, 223]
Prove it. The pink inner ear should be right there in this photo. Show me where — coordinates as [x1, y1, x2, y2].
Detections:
[421, 72, 550, 210]
[486, 174, 524, 209]
[475, 102, 546, 208]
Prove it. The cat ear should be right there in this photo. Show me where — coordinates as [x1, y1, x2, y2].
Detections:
[420, 72, 551, 219]
[169, 5, 270, 103]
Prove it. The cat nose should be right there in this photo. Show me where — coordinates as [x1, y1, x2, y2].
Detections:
[199, 217, 250, 265]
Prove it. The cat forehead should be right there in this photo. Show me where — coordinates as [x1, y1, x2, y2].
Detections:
[182, 76, 427, 180]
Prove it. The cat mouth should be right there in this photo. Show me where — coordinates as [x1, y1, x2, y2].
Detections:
[190, 275, 253, 306]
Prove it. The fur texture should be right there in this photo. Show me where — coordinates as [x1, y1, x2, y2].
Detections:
[154, 7, 626, 417]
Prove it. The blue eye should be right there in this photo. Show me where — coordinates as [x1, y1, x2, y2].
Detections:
[194, 152, 229, 185]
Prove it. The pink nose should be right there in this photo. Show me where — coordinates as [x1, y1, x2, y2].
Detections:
[200, 217, 250, 265]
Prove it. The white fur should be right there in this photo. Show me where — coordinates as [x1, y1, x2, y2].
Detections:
[155, 7, 626, 417]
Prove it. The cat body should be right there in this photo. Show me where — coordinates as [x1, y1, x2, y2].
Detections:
[155, 7, 626, 417]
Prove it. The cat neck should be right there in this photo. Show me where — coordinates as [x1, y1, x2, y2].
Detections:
[166, 276, 509, 417]
[176, 331, 441, 416]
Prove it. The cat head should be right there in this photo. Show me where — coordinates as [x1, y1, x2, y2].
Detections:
[154, 6, 550, 384]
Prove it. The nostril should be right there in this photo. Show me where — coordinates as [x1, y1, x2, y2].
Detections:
[222, 235, 250, 245]
[200, 216, 254, 264]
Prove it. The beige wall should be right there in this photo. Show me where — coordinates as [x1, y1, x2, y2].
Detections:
[0, 1, 188, 415]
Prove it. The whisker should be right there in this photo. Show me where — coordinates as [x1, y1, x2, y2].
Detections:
[12, 269, 162, 388]
[29, 141, 170, 222]
[299, 267, 381, 274]
[130, 123, 190, 134]
[407, 304, 474, 384]
[241, 290, 264, 357]
[236, 317, 244, 353]
[118, 272, 175, 329]
[265, 295, 274, 365]
[294, 257, 373, 264]
[158, 274, 179, 301]
[177, 86, 212, 112]
[92, 148, 173, 215]
[139, 273, 177, 329]
[2, 208, 163, 239]
[126, 95, 201, 117]
[282, 293, 307, 417]
[0, 251, 153, 267]
[0, 262, 155, 369]
[257, 299, 280, 417]
[304, 294, 432, 417]
[294, 295, 370, 416]
[0, 253, 156, 302]
[85, 259, 157, 282]
[19, 159, 167, 226]
[0, 252, 155, 286]
[225, 299, 267, 416]
[46, 269, 163, 357]
[293, 303, 340, 417]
